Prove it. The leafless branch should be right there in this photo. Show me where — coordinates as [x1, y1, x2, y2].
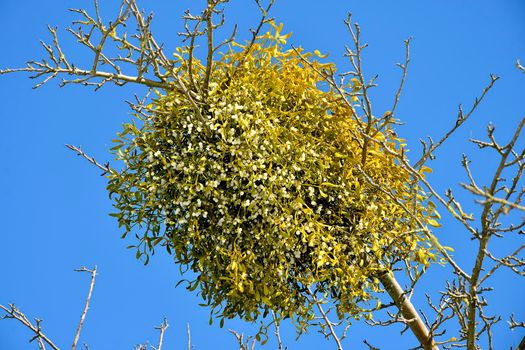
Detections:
[231, 0, 276, 79]
[509, 314, 525, 330]
[378, 272, 438, 350]
[229, 330, 257, 350]
[271, 311, 285, 350]
[307, 288, 344, 350]
[0, 304, 60, 350]
[152, 319, 169, 350]
[72, 266, 97, 350]
[363, 339, 380, 350]
[388, 37, 411, 122]
[517, 60, 525, 74]
[187, 323, 191, 350]
[66, 145, 115, 175]
[414, 74, 499, 168]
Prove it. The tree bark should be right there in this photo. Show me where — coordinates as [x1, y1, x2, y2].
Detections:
[379, 271, 439, 350]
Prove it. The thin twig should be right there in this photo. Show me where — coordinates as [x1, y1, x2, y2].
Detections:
[72, 266, 97, 350]
[517, 60, 525, 74]
[307, 288, 344, 350]
[0, 304, 61, 350]
[187, 323, 191, 350]
[390, 37, 411, 119]
[414, 74, 499, 168]
[66, 145, 115, 175]
[153, 318, 169, 350]
[271, 311, 284, 350]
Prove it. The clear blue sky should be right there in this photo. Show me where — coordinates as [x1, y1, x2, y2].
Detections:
[1, 1, 524, 349]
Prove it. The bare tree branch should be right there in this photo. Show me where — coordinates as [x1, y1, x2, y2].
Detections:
[271, 311, 285, 350]
[378, 272, 438, 350]
[307, 288, 344, 350]
[66, 145, 115, 175]
[72, 266, 97, 350]
[517, 60, 525, 74]
[229, 330, 257, 350]
[187, 323, 191, 350]
[152, 318, 169, 350]
[0, 304, 61, 350]
[389, 37, 411, 122]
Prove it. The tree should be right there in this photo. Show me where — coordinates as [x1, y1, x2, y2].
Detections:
[1, 1, 524, 349]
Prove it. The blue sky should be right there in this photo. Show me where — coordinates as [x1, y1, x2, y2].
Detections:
[1, 1, 524, 349]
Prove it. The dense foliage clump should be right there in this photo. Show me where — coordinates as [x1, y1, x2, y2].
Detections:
[108, 23, 438, 325]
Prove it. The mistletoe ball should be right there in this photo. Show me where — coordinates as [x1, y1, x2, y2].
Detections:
[108, 24, 437, 324]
